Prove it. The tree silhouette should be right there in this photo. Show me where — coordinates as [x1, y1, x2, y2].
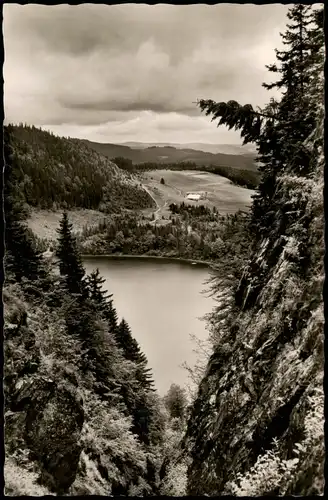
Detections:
[116, 319, 155, 391]
[56, 212, 87, 297]
[4, 126, 46, 283]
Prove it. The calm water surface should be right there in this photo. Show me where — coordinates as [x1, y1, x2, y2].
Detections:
[83, 256, 215, 396]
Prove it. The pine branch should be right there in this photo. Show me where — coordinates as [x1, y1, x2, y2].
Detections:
[195, 99, 277, 144]
[196, 99, 276, 121]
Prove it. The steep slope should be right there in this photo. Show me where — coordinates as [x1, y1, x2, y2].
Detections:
[3, 204, 170, 496]
[3, 279, 161, 496]
[3, 132, 168, 496]
[184, 115, 324, 495]
[183, 6, 324, 495]
[4, 124, 154, 213]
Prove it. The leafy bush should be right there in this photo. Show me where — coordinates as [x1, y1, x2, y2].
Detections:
[5, 458, 52, 496]
[225, 387, 324, 496]
[76, 394, 147, 494]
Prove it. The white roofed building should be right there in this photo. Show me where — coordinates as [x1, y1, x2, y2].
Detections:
[187, 193, 201, 201]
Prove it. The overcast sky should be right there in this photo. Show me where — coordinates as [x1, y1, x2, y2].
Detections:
[4, 3, 292, 145]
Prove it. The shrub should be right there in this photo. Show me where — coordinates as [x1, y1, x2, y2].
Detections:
[5, 458, 52, 496]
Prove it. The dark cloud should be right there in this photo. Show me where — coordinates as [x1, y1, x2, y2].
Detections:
[4, 3, 291, 143]
[61, 96, 198, 116]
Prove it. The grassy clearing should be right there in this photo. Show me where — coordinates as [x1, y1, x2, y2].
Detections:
[26, 170, 254, 240]
[141, 170, 254, 217]
[27, 208, 112, 242]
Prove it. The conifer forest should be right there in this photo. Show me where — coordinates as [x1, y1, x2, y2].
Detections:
[3, 4, 324, 496]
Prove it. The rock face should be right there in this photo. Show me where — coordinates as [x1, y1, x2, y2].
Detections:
[7, 373, 84, 493]
[184, 115, 324, 495]
[25, 378, 84, 492]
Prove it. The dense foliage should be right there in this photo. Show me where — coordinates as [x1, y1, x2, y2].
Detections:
[4, 127, 50, 287]
[184, 5, 324, 496]
[4, 202, 188, 494]
[3, 136, 188, 494]
[77, 204, 251, 263]
[4, 124, 154, 213]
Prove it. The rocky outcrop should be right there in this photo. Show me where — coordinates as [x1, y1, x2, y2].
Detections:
[184, 113, 324, 495]
[25, 378, 84, 492]
[6, 372, 84, 493]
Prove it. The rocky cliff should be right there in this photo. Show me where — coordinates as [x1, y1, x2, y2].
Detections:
[184, 107, 324, 495]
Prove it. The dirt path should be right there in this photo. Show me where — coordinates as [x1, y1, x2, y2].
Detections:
[141, 184, 168, 224]
[151, 200, 169, 224]
[142, 185, 159, 211]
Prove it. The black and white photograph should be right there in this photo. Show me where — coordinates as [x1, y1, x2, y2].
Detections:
[2, 2, 325, 496]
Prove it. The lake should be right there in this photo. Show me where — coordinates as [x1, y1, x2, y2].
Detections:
[83, 256, 215, 396]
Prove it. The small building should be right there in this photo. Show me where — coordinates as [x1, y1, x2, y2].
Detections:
[187, 193, 201, 201]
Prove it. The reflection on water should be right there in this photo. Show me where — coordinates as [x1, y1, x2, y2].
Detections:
[83, 256, 215, 396]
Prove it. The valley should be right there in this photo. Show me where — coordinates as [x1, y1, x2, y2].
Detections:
[3, 3, 324, 495]
[26, 166, 254, 243]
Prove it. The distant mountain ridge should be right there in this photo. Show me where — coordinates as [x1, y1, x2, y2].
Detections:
[121, 141, 257, 156]
[82, 140, 257, 172]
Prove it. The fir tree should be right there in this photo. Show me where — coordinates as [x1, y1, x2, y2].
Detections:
[116, 319, 155, 391]
[116, 318, 139, 362]
[107, 300, 119, 334]
[5, 220, 44, 283]
[306, 7, 325, 110]
[85, 268, 113, 312]
[4, 127, 47, 284]
[85, 267, 120, 334]
[114, 319, 156, 445]
[261, 4, 315, 170]
[196, 5, 322, 239]
[252, 4, 320, 236]
[132, 396, 153, 446]
[56, 212, 87, 297]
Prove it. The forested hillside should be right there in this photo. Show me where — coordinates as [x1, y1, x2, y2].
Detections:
[183, 5, 324, 495]
[4, 124, 154, 214]
[4, 136, 187, 494]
